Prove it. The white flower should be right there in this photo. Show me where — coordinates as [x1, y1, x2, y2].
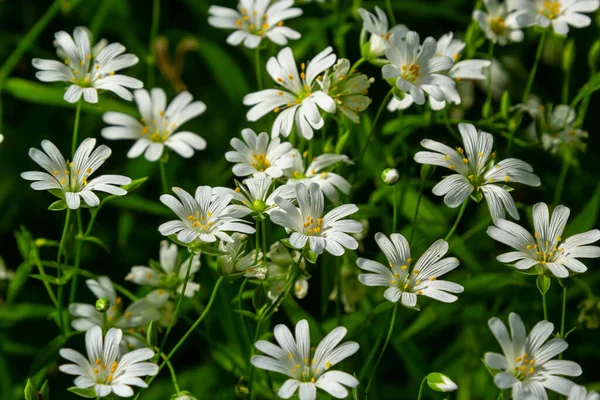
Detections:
[527, 104, 588, 154]
[21, 138, 132, 210]
[251, 319, 359, 399]
[214, 176, 296, 218]
[59, 326, 158, 397]
[226, 128, 295, 178]
[102, 88, 207, 162]
[485, 313, 582, 399]
[32, 27, 142, 104]
[358, 6, 409, 60]
[218, 233, 266, 277]
[243, 47, 337, 140]
[357, 233, 463, 308]
[473, 0, 524, 45]
[270, 183, 362, 256]
[126, 241, 201, 298]
[508, 0, 599, 35]
[322, 59, 373, 123]
[208, 0, 302, 49]
[294, 278, 309, 299]
[569, 385, 600, 400]
[159, 186, 255, 244]
[383, 31, 455, 105]
[283, 150, 353, 203]
[0, 134, 3, 144]
[414, 123, 541, 220]
[487, 202, 600, 278]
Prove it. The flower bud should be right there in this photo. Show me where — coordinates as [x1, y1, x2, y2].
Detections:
[381, 168, 399, 185]
[95, 297, 111, 313]
[562, 39, 575, 73]
[427, 372, 458, 393]
[171, 392, 198, 400]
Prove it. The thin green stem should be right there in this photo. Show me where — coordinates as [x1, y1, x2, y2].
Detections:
[30, 248, 58, 307]
[71, 101, 82, 157]
[156, 253, 197, 361]
[410, 179, 425, 243]
[238, 278, 252, 350]
[255, 48, 263, 90]
[336, 258, 342, 327]
[147, 0, 161, 87]
[254, 220, 261, 262]
[559, 283, 567, 359]
[358, 326, 386, 381]
[562, 68, 570, 105]
[159, 352, 181, 393]
[393, 185, 398, 232]
[56, 210, 72, 334]
[261, 220, 267, 257]
[553, 152, 570, 206]
[443, 108, 461, 141]
[542, 290, 548, 321]
[365, 303, 398, 398]
[159, 158, 169, 194]
[350, 57, 366, 73]
[522, 30, 547, 104]
[69, 209, 84, 305]
[248, 320, 263, 398]
[357, 88, 394, 162]
[134, 276, 223, 400]
[417, 376, 428, 400]
[444, 199, 468, 241]
[385, 0, 396, 25]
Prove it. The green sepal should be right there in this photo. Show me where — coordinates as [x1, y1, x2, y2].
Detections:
[302, 247, 318, 264]
[536, 274, 551, 295]
[67, 386, 97, 398]
[146, 320, 158, 347]
[48, 199, 68, 211]
[24, 379, 38, 400]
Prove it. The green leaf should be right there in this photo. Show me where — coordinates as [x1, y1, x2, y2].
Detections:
[122, 177, 148, 192]
[571, 72, 600, 108]
[5, 261, 34, 305]
[48, 199, 67, 211]
[536, 274, 551, 295]
[29, 335, 68, 377]
[232, 309, 259, 321]
[146, 320, 158, 347]
[25, 379, 38, 400]
[30, 270, 75, 285]
[0, 303, 56, 323]
[198, 245, 229, 256]
[67, 387, 97, 398]
[335, 130, 351, 154]
[40, 380, 50, 399]
[79, 235, 111, 253]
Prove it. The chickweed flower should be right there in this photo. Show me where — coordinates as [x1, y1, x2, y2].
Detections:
[22, 138, 131, 210]
[251, 319, 360, 399]
[508, 0, 599, 35]
[415, 123, 541, 221]
[485, 313, 582, 398]
[208, 0, 303, 49]
[473, 0, 524, 45]
[32, 27, 142, 103]
[358, 6, 408, 61]
[102, 88, 207, 162]
[487, 202, 600, 278]
[568, 385, 600, 400]
[322, 59, 373, 123]
[243, 47, 337, 140]
[59, 326, 158, 397]
[528, 104, 588, 154]
[357, 233, 463, 308]
[218, 233, 266, 278]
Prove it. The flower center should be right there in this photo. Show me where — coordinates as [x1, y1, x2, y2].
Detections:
[187, 210, 214, 232]
[235, 8, 284, 36]
[252, 199, 268, 213]
[513, 353, 536, 381]
[490, 17, 506, 35]
[540, 0, 560, 19]
[54, 161, 93, 192]
[251, 153, 271, 171]
[529, 232, 563, 266]
[303, 216, 323, 236]
[288, 352, 333, 383]
[66, 53, 113, 87]
[400, 63, 420, 83]
[93, 359, 119, 384]
[140, 114, 177, 143]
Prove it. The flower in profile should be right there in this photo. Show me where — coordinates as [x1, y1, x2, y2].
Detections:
[485, 313, 582, 398]
[159, 186, 255, 244]
[243, 47, 337, 140]
[528, 104, 588, 154]
[208, 0, 302, 49]
[270, 183, 362, 256]
[383, 31, 455, 105]
[357, 233, 463, 308]
[487, 202, 600, 278]
[322, 59, 373, 123]
[414, 123, 540, 220]
[126, 241, 201, 298]
[102, 88, 207, 162]
[568, 385, 599, 400]
[218, 233, 266, 278]
[60, 326, 158, 397]
[32, 27, 142, 103]
[21, 138, 131, 210]
[226, 128, 295, 178]
[0, 134, 3, 144]
[283, 150, 353, 203]
[251, 319, 360, 399]
[427, 373, 458, 392]
[473, 0, 524, 45]
[214, 176, 296, 218]
[358, 6, 409, 61]
[508, 0, 599, 35]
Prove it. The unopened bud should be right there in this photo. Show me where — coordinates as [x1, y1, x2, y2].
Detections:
[381, 168, 399, 185]
[95, 297, 110, 312]
[171, 392, 198, 400]
[427, 373, 458, 393]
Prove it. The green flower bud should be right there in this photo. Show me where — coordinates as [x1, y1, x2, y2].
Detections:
[95, 297, 111, 313]
[427, 372, 458, 393]
[381, 168, 399, 185]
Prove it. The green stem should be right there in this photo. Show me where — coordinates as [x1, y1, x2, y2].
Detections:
[238, 278, 252, 350]
[522, 30, 547, 104]
[357, 88, 394, 162]
[385, 0, 396, 25]
[255, 48, 263, 90]
[147, 0, 161, 87]
[444, 199, 468, 241]
[261, 220, 267, 257]
[134, 276, 224, 400]
[443, 108, 461, 141]
[159, 352, 181, 393]
[69, 209, 84, 305]
[30, 248, 58, 307]
[365, 303, 398, 398]
[417, 376, 428, 400]
[336, 258, 342, 327]
[484, 41, 494, 113]
[410, 179, 425, 243]
[553, 152, 570, 206]
[393, 184, 398, 232]
[156, 253, 197, 361]
[562, 68, 570, 105]
[350, 57, 366, 73]
[56, 209, 72, 334]
[159, 158, 169, 194]
[559, 283, 567, 359]
[248, 320, 263, 397]
[542, 290, 548, 321]
[71, 101, 82, 157]
[254, 220, 261, 262]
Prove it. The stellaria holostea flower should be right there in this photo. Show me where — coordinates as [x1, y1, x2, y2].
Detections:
[487, 202, 600, 278]
[218, 233, 266, 278]
[243, 47, 337, 140]
[21, 138, 132, 210]
[32, 27, 142, 103]
[473, 0, 524, 45]
[102, 88, 207, 162]
[568, 385, 600, 400]
[251, 319, 360, 399]
[507, 0, 599, 35]
[358, 6, 409, 61]
[322, 58, 373, 123]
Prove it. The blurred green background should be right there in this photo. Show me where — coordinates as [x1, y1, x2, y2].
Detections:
[0, 0, 599, 399]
